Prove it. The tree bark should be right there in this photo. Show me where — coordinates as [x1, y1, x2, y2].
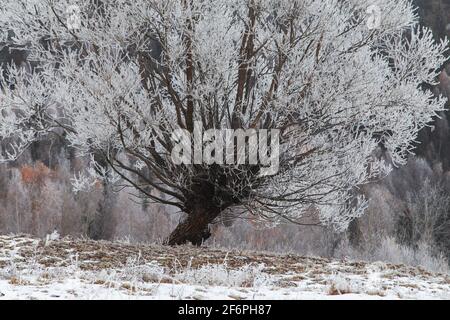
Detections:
[165, 207, 220, 246]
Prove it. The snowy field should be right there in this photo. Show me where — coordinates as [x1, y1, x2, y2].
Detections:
[0, 234, 449, 300]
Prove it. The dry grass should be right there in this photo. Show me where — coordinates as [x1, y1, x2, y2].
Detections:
[1, 234, 449, 299]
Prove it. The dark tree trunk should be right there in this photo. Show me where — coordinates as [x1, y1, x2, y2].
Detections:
[165, 207, 221, 246]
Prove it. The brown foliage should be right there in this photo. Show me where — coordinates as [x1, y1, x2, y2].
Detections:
[20, 162, 53, 186]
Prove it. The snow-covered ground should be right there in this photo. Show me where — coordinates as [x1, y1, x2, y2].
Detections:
[0, 234, 449, 300]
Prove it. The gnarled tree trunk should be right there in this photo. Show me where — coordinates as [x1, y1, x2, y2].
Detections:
[165, 206, 221, 246]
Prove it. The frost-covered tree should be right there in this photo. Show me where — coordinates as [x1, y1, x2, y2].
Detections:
[0, 0, 448, 245]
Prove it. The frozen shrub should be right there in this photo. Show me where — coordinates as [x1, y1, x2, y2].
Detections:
[373, 237, 448, 274]
[327, 274, 357, 295]
[173, 263, 273, 288]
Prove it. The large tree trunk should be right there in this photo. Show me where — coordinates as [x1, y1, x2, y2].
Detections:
[165, 207, 220, 246]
